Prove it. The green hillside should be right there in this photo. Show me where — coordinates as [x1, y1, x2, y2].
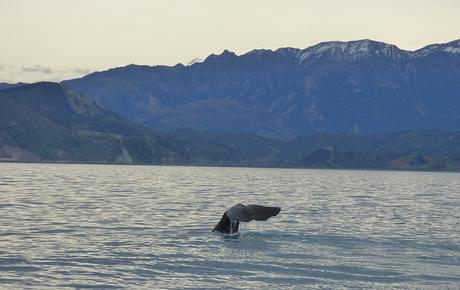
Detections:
[0, 82, 180, 163]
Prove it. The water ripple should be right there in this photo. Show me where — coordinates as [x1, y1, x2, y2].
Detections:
[0, 163, 459, 288]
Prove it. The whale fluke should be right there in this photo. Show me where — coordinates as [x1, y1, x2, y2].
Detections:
[212, 204, 281, 234]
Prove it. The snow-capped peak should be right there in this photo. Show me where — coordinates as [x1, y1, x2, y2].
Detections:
[187, 58, 204, 66]
[298, 39, 406, 63]
[412, 39, 460, 57]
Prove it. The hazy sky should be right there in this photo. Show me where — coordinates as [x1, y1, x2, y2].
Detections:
[1, 0, 459, 83]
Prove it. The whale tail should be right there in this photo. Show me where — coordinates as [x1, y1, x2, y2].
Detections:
[213, 204, 280, 234]
[212, 213, 240, 234]
[212, 212, 231, 233]
[245, 204, 281, 221]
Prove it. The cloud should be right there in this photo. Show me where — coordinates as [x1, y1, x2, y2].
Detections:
[73, 67, 92, 75]
[22, 65, 54, 74]
[1, 65, 93, 83]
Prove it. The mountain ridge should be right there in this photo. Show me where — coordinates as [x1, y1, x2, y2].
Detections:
[63, 38, 460, 138]
[62, 38, 460, 82]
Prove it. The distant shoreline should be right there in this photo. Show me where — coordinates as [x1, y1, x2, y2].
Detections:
[1, 159, 459, 174]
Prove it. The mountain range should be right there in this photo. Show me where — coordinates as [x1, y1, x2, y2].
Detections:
[63, 39, 460, 138]
[1, 82, 459, 171]
[1, 39, 460, 170]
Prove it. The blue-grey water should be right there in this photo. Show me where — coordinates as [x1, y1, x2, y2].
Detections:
[0, 163, 459, 289]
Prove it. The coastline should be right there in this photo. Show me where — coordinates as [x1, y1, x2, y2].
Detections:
[2, 159, 459, 174]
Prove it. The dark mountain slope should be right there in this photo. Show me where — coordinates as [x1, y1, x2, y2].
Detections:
[0, 82, 180, 163]
[278, 130, 460, 170]
[159, 128, 460, 170]
[0, 82, 27, 90]
[64, 39, 460, 138]
[160, 128, 281, 166]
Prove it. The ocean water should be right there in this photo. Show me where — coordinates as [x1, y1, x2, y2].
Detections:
[0, 163, 459, 289]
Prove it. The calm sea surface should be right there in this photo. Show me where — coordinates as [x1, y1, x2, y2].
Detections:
[0, 163, 459, 289]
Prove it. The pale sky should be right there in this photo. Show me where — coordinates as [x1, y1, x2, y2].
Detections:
[1, 0, 459, 83]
